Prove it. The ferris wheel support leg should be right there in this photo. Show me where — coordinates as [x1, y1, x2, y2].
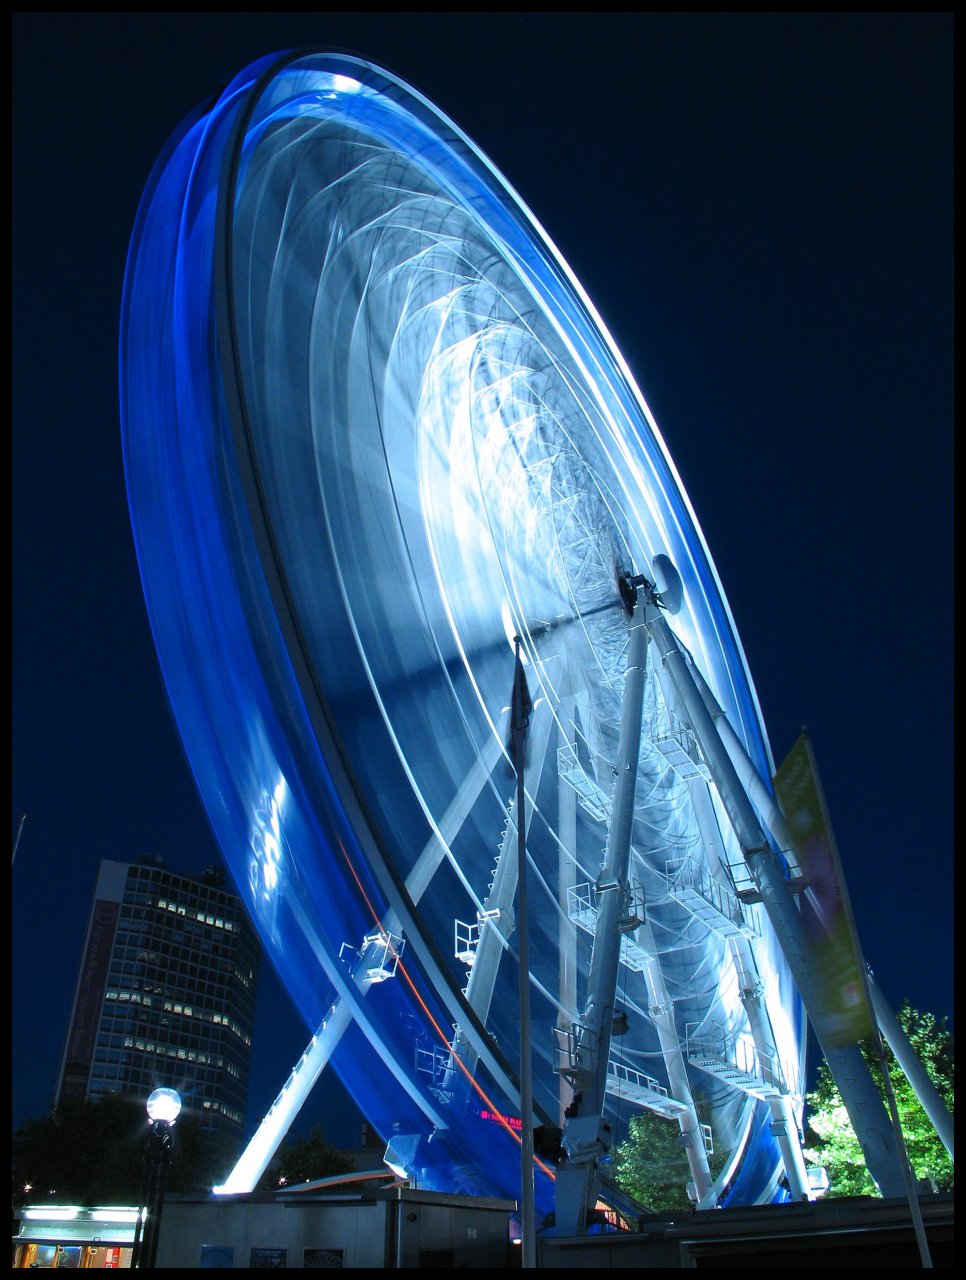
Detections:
[216, 735, 505, 1193]
[692, 665, 955, 1164]
[555, 617, 649, 1236]
[644, 610, 906, 1200]
[866, 970, 954, 1160]
[686, 661, 800, 873]
[636, 922, 717, 1208]
[214, 999, 353, 1194]
[686, 780, 810, 1200]
[441, 704, 554, 1094]
[769, 1094, 811, 1200]
[736, 952, 810, 1201]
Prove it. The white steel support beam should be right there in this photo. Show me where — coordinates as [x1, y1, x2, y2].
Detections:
[217, 733, 505, 1194]
[699, 658, 955, 1167]
[214, 998, 353, 1194]
[644, 608, 906, 1200]
[555, 616, 648, 1236]
[867, 970, 954, 1160]
[634, 918, 716, 1207]
[443, 701, 555, 1099]
[688, 779, 810, 1202]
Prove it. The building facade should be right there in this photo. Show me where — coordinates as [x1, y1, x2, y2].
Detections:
[155, 1188, 517, 1270]
[55, 857, 259, 1143]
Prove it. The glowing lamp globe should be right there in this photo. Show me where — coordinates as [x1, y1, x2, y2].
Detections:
[146, 1087, 182, 1124]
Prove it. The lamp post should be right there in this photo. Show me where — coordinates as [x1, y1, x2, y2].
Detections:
[133, 1088, 181, 1269]
[510, 637, 536, 1269]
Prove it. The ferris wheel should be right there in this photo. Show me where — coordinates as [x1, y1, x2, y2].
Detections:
[121, 50, 815, 1229]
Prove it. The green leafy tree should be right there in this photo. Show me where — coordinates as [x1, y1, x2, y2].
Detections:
[804, 1002, 954, 1197]
[615, 1112, 694, 1212]
[614, 1106, 729, 1212]
[256, 1124, 355, 1190]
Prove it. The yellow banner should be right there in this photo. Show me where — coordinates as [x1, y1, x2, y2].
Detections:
[773, 730, 874, 1047]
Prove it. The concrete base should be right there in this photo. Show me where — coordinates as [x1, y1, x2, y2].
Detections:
[539, 1193, 954, 1269]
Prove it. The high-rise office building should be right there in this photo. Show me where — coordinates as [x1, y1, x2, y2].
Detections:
[55, 857, 260, 1143]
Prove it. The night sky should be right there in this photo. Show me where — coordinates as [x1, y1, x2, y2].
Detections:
[12, 13, 952, 1153]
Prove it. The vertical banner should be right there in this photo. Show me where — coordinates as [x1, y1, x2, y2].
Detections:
[773, 730, 874, 1047]
[61, 899, 120, 1095]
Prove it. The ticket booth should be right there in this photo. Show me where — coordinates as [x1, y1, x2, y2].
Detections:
[13, 1206, 139, 1269]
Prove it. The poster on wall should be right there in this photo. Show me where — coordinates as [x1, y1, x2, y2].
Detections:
[304, 1246, 345, 1267]
[250, 1246, 287, 1267]
[199, 1243, 236, 1267]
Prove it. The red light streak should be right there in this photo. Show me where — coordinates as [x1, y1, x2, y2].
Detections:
[337, 843, 555, 1179]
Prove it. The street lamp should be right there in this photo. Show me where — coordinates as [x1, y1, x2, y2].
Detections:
[133, 1088, 181, 1269]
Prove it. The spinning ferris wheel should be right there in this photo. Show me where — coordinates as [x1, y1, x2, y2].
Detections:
[120, 50, 907, 1237]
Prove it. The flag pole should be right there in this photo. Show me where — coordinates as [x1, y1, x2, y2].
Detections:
[512, 636, 537, 1268]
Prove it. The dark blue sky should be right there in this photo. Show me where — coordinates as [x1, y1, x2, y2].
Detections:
[13, 13, 952, 1150]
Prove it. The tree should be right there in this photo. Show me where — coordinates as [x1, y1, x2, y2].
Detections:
[12, 1096, 241, 1209]
[614, 1112, 695, 1212]
[256, 1124, 355, 1190]
[614, 1105, 729, 1212]
[804, 1002, 954, 1197]
[13, 1096, 147, 1208]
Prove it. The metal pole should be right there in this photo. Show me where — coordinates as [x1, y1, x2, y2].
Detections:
[138, 1119, 174, 1269]
[12, 812, 26, 865]
[876, 1038, 933, 1267]
[130, 1206, 146, 1270]
[867, 972, 954, 1160]
[513, 637, 537, 1269]
[131, 1124, 153, 1269]
[557, 697, 578, 1126]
